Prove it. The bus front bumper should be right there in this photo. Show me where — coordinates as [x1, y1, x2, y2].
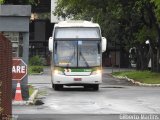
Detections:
[52, 74, 102, 85]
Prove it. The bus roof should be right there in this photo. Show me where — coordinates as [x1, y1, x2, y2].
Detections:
[54, 20, 100, 28]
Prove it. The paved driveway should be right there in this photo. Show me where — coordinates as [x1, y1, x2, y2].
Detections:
[13, 68, 160, 114]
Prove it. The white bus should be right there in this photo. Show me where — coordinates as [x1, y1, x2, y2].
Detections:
[49, 21, 107, 91]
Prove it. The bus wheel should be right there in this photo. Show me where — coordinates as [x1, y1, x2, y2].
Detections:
[93, 84, 99, 91]
[52, 83, 55, 88]
[84, 85, 89, 90]
[54, 84, 63, 91]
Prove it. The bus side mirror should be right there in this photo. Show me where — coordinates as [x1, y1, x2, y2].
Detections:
[49, 37, 54, 52]
[102, 37, 107, 52]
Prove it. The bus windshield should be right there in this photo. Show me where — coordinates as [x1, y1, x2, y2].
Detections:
[54, 40, 101, 67]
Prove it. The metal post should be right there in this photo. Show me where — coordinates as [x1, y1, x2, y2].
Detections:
[21, 32, 29, 100]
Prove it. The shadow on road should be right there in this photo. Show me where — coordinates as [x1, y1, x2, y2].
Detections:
[53, 87, 98, 92]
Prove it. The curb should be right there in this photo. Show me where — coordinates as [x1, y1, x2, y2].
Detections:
[113, 75, 160, 87]
[30, 72, 44, 75]
[12, 89, 39, 105]
[12, 101, 28, 105]
[27, 89, 39, 105]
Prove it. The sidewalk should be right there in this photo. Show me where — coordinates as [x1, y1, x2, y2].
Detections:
[28, 67, 51, 84]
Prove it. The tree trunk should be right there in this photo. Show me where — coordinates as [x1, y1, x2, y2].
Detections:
[136, 48, 141, 70]
[157, 47, 160, 72]
[136, 45, 150, 70]
[151, 53, 154, 71]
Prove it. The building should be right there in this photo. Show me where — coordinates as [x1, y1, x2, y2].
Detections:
[29, 0, 54, 65]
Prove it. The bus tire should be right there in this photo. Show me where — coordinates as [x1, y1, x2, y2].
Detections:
[93, 84, 99, 91]
[52, 83, 55, 88]
[84, 85, 89, 89]
[54, 84, 63, 91]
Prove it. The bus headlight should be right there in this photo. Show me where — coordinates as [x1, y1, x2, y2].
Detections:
[54, 70, 64, 75]
[91, 69, 101, 75]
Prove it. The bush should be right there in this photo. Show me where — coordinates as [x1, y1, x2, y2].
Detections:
[29, 66, 43, 74]
[32, 66, 43, 73]
[29, 55, 43, 66]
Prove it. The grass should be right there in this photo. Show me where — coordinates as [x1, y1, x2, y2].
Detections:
[29, 85, 35, 96]
[112, 70, 160, 84]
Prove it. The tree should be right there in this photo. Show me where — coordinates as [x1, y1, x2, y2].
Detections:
[0, 0, 5, 4]
[151, 0, 160, 72]
[54, 0, 160, 72]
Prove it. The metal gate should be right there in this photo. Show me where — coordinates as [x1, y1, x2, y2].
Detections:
[0, 33, 12, 118]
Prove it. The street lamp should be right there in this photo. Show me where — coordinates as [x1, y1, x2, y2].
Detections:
[145, 40, 151, 68]
[145, 40, 150, 45]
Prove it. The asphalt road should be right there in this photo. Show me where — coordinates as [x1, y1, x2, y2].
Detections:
[12, 67, 160, 120]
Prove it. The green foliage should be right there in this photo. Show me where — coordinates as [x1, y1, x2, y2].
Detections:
[113, 70, 160, 84]
[28, 66, 43, 74]
[29, 55, 43, 66]
[151, 0, 160, 22]
[28, 85, 35, 96]
[134, 26, 157, 44]
[0, 0, 5, 4]
[28, 0, 36, 4]
[151, 0, 160, 7]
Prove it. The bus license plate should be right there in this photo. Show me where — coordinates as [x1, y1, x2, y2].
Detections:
[74, 78, 82, 81]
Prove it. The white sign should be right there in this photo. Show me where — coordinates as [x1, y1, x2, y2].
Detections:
[51, 0, 69, 23]
[12, 66, 26, 73]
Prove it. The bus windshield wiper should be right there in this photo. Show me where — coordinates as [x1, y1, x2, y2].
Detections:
[67, 46, 76, 66]
[79, 51, 89, 67]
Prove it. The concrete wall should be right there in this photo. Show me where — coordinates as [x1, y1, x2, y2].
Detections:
[0, 5, 31, 16]
[0, 17, 29, 32]
[0, 5, 31, 32]
[0, 5, 31, 100]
